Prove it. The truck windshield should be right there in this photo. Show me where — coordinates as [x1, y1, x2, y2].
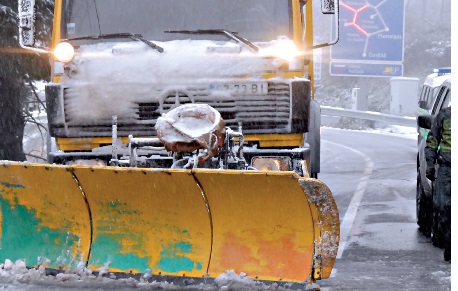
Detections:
[61, 0, 293, 43]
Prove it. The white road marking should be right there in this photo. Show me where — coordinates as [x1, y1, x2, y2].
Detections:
[330, 268, 337, 277]
[322, 140, 374, 259]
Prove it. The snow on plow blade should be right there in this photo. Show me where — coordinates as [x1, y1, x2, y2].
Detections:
[0, 161, 339, 283]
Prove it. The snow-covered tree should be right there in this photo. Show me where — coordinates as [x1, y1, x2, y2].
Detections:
[0, 0, 53, 161]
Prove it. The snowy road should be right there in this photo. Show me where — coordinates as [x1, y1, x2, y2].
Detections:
[318, 127, 451, 290]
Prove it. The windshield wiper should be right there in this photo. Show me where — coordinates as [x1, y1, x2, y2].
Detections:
[64, 33, 164, 53]
[165, 29, 259, 53]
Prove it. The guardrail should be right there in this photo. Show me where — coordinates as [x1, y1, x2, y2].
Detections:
[321, 106, 417, 127]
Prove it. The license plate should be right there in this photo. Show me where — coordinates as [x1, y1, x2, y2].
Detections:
[210, 83, 268, 95]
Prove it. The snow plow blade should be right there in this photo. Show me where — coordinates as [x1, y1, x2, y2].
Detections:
[0, 161, 339, 283]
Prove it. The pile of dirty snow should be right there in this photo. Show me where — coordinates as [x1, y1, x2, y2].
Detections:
[0, 260, 319, 290]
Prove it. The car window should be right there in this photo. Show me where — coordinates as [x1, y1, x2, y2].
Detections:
[440, 89, 451, 109]
[432, 86, 447, 114]
[419, 86, 436, 109]
[420, 86, 428, 102]
[429, 87, 441, 107]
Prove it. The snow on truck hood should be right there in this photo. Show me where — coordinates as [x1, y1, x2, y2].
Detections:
[60, 38, 296, 122]
[64, 39, 292, 83]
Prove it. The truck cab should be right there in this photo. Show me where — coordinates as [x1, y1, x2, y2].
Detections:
[20, 0, 338, 178]
[20, 0, 339, 177]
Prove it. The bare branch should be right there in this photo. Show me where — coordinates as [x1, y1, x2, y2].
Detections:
[25, 152, 47, 162]
[28, 80, 47, 111]
[23, 109, 48, 133]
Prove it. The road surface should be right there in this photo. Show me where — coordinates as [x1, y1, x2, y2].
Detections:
[318, 127, 451, 290]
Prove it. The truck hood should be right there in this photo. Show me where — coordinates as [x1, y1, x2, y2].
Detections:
[63, 39, 294, 84]
[59, 39, 299, 123]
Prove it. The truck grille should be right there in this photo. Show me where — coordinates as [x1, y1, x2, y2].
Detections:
[60, 81, 291, 137]
[137, 82, 291, 133]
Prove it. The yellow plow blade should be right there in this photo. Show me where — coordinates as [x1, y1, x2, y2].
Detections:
[0, 162, 91, 269]
[299, 178, 340, 279]
[195, 170, 315, 282]
[0, 161, 339, 283]
[72, 166, 212, 277]
[194, 170, 339, 282]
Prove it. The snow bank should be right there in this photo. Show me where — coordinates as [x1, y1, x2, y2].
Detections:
[0, 260, 321, 290]
[0, 259, 164, 289]
[215, 270, 256, 290]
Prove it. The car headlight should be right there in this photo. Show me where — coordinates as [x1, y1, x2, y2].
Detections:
[53, 42, 75, 63]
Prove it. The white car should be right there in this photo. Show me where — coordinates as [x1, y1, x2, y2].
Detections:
[417, 68, 451, 143]
[416, 78, 451, 243]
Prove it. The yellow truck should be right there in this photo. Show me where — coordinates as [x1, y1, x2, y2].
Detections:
[2, 0, 340, 288]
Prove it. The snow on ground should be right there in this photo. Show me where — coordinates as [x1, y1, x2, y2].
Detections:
[0, 259, 187, 290]
[334, 124, 418, 140]
[364, 125, 417, 139]
[0, 260, 318, 290]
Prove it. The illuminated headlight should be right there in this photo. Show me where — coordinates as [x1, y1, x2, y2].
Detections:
[251, 157, 291, 171]
[264, 40, 303, 70]
[288, 57, 302, 71]
[269, 42, 302, 62]
[53, 42, 75, 62]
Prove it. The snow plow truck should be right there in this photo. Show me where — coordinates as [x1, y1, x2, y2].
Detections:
[1, 0, 340, 288]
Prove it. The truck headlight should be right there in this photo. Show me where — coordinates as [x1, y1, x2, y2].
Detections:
[264, 40, 303, 70]
[252, 157, 291, 171]
[53, 42, 75, 63]
[267, 41, 302, 62]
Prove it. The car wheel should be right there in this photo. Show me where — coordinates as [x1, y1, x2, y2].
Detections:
[431, 209, 443, 248]
[431, 182, 444, 248]
[417, 171, 431, 237]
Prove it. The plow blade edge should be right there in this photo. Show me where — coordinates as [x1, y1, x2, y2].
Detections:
[0, 162, 339, 283]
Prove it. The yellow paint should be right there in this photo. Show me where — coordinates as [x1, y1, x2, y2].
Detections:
[243, 133, 304, 148]
[305, 0, 315, 98]
[261, 71, 305, 79]
[52, 0, 62, 49]
[0, 199, 2, 242]
[193, 169, 316, 282]
[57, 137, 133, 151]
[56, 134, 303, 151]
[292, 0, 304, 49]
[0, 162, 91, 265]
[72, 166, 212, 276]
[300, 178, 340, 279]
[51, 0, 62, 82]
[0, 162, 338, 282]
